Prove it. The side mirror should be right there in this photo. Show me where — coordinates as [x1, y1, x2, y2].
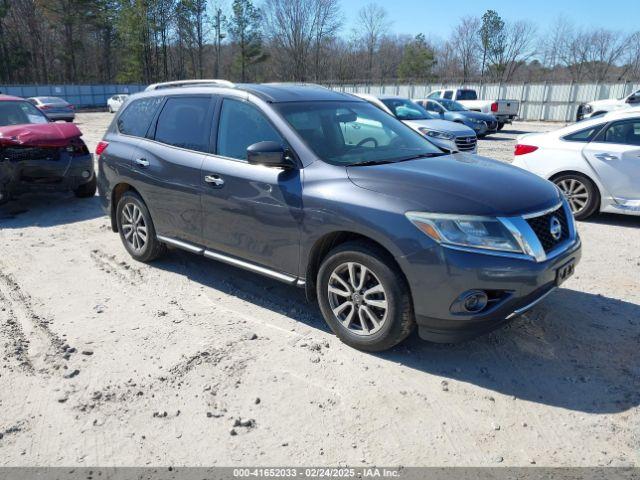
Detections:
[247, 141, 295, 168]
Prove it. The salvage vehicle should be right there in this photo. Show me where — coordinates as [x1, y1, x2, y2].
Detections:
[0, 95, 95, 204]
[98, 82, 581, 351]
[107, 94, 129, 113]
[355, 94, 478, 153]
[27, 96, 75, 122]
[427, 88, 519, 130]
[414, 98, 498, 137]
[513, 108, 640, 219]
[576, 88, 640, 121]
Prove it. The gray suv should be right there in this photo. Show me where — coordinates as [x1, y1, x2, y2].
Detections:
[97, 82, 581, 351]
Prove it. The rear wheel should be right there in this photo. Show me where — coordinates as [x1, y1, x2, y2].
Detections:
[497, 122, 505, 131]
[316, 241, 414, 352]
[116, 191, 166, 262]
[552, 173, 600, 220]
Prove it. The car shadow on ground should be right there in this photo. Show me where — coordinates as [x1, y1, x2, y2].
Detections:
[0, 193, 104, 228]
[583, 212, 640, 228]
[153, 248, 639, 415]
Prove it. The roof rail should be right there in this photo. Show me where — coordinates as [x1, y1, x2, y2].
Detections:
[144, 79, 236, 91]
[263, 82, 329, 89]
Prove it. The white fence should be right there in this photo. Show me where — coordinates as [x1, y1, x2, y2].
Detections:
[330, 82, 640, 122]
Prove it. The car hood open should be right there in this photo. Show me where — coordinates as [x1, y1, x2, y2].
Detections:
[347, 153, 561, 217]
[0, 122, 82, 147]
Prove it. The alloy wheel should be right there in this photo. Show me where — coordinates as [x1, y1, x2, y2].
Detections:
[121, 203, 148, 253]
[327, 262, 388, 336]
[556, 178, 589, 215]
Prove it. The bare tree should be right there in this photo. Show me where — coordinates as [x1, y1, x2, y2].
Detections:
[355, 3, 391, 81]
[450, 16, 480, 82]
[488, 20, 537, 82]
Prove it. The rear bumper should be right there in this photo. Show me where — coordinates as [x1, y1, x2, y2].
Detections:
[399, 238, 582, 343]
[44, 112, 75, 121]
[0, 153, 94, 196]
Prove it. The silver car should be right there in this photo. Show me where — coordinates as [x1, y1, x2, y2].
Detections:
[355, 94, 478, 153]
[27, 96, 75, 122]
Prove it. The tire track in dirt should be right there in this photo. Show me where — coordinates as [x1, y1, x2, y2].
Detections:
[0, 270, 65, 374]
[90, 249, 144, 285]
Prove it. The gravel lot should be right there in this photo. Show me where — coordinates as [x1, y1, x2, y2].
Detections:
[0, 113, 638, 467]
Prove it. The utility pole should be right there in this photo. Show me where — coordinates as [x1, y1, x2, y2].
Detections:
[213, 7, 226, 78]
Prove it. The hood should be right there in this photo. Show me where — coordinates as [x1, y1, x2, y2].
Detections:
[0, 122, 82, 147]
[587, 98, 624, 109]
[404, 119, 475, 136]
[456, 111, 496, 122]
[347, 153, 560, 217]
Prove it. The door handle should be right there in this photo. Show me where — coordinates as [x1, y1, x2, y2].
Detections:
[204, 174, 225, 186]
[134, 157, 149, 167]
[594, 153, 618, 161]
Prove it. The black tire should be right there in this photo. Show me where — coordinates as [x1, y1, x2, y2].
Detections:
[316, 241, 415, 352]
[552, 173, 600, 220]
[73, 176, 97, 198]
[116, 191, 166, 262]
[497, 122, 505, 131]
[108, 106, 113, 113]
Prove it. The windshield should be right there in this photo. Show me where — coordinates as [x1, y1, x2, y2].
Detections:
[438, 99, 467, 112]
[380, 98, 431, 121]
[0, 101, 49, 127]
[275, 101, 443, 166]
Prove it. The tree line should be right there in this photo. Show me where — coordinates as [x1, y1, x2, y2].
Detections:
[1, 0, 639, 85]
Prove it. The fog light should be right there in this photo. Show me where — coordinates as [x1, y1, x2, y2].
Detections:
[463, 291, 488, 313]
[81, 170, 91, 179]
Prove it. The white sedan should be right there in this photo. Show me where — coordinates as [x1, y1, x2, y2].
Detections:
[513, 109, 640, 219]
[107, 94, 129, 113]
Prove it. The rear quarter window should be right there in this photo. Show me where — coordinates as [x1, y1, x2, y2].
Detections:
[117, 97, 163, 137]
[562, 125, 603, 142]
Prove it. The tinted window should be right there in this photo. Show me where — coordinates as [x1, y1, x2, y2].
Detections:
[456, 90, 478, 101]
[424, 101, 443, 113]
[426, 91, 441, 99]
[563, 125, 602, 142]
[601, 120, 640, 146]
[217, 99, 283, 160]
[117, 97, 163, 137]
[154, 97, 212, 152]
[443, 90, 453, 99]
[0, 100, 49, 126]
[275, 101, 443, 166]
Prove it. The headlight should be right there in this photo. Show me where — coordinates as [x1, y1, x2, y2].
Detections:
[582, 104, 593, 113]
[405, 212, 523, 253]
[469, 118, 483, 124]
[419, 128, 455, 141]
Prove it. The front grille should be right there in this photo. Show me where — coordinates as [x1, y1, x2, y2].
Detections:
[455, 135, 477, 152]
[526, 206, 570, 253]
[1, 146, 61, 162]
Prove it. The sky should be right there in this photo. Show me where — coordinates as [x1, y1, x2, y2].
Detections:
[340, 0, 638, 39]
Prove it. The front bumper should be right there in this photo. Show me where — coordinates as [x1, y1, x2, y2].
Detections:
[0, 153, 94, 196]
[399, 238, 582, 343]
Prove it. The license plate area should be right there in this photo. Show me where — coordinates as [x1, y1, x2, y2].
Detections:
[556, 260, 575, 286]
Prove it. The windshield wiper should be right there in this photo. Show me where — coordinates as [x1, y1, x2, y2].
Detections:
[349, 153, 444, 167]
[395, 152, 446, 162]
[349, 159, 396, 167]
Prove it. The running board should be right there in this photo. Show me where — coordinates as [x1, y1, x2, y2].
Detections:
[157, 235, 303, 286]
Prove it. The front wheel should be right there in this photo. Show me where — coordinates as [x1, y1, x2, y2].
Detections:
[316, 241, 414, 351]
[497, 122, 505, 131]
[552, 173, 600, 220]
[116, 191, 166, 262]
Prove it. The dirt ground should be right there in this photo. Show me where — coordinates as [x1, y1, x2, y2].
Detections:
[0, 113, 638, 467]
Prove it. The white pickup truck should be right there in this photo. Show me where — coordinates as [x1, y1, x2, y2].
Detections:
[576, 89, 640, 121]
[426, 88, 519, 130]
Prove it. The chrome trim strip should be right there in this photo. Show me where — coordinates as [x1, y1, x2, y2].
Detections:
[295, 279, 306, 287]
[499, 216, 547, 262]
[506, 287, 557, 320]
[522, 201, 563, 219]
[203, 250, 297, 284]
[157, 235, 204, 254]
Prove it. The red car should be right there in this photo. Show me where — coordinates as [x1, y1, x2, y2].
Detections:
[0, 94, 95, 204]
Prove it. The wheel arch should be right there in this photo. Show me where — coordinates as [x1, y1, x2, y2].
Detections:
[303, 230, 411, 304]
[548, 170, 603, 212]
[110, 183, 143, 232]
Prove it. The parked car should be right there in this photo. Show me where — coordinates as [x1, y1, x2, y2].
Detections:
[27, 96, 75, 122]
[98, 82, 581, 351]
[0, 95, 95, 204]
[414, 98, 498, 137]
[107, 94, 129, 113]
[513, 108, 640, 219]
[426, 88, 519, 130]
[354, 94, 477, 153]
[576, 89, 640, 121]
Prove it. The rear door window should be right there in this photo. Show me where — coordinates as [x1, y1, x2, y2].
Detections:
[443, 90, 453, 99]
[117, 97, 163, 137]
[216, 99, 283, 161]
[154, 96, 213, 152]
